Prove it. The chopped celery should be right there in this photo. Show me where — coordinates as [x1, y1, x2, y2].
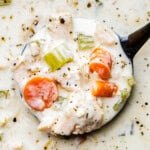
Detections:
[113, 88, 130, 111]
[44, 44, 73, 71]
[113, 100, 123, 111]
[121, 88, 130, 101]
[0, 0, 12, 6]
[127, 76, 136, 87]
[0, 90, 9, 98]
[77, 33, 94, 50]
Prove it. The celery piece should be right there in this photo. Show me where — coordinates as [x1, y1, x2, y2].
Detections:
[113, 88, 130, 111]
[113, 101, 123, 112]
[121, 88, 130, 101]
[0, 90, 9, 98]
[77, 33, 94, 50]
[44, 44, 73, 71]
[127, 76, 136, 87]
[0, 0, 12, 6]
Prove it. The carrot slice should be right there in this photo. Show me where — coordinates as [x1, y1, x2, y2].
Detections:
[89, 48, 112, 80]
[23, 77, 58, 111]
[89, 62, 111, 80]
[92, 80, 118, 97]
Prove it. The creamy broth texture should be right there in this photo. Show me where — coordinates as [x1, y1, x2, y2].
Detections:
[13, 13, 133, 136]
[0, 0, 150, 149]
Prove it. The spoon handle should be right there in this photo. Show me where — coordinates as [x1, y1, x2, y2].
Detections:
[120, 22, 150, 60]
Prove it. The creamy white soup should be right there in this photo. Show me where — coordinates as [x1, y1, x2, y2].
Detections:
[13, 13, 134, 136]
[0, 0, 150, 149]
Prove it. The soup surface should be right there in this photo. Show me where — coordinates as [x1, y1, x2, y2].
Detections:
[0, 0, 150, 149]
[13, 13, 133, 136]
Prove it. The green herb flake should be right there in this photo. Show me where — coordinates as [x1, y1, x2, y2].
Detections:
[0, 90, 9, 98]
[0, 133, 3, 141]
[29, 40, 41, 47]
[0, 0, 12, 6]
[57, 96, 66, 101]
[16, 43, 23, 47]
[95, 0, 103, 6]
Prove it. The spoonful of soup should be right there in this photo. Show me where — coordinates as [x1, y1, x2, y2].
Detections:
[13, 13, 150, 136]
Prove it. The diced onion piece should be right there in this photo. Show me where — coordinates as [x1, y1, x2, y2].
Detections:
[0, 0, 12, 6]
[77, 34, 94, 50]
[44, 44, 73, 71]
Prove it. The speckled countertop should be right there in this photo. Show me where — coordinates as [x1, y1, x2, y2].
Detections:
[0, 0, 150, 149]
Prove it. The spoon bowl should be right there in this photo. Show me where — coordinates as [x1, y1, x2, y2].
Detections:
[19, 18, 150, 135]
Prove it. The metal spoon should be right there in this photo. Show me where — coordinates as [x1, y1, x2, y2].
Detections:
[120, 22, 150, 61]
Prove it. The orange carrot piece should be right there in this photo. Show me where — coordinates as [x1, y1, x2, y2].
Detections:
[23, 77, 58, 111]
[92, 80, 118, 97]
[89, 48, 112, 80]
[89, 62, 111, 80]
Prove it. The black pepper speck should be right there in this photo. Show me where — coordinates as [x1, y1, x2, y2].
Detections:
[47, 133, 50, 138]
[87, 2, 92, 8]
[59, 17, 65, 24]
[44, 146, 47, 150]
[136, 101, 139, 104]
[136, 121, 140, 124]
[140, 124, 143, 127]
[141, 131, 144, 136]
[13, 117, 17, 122]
